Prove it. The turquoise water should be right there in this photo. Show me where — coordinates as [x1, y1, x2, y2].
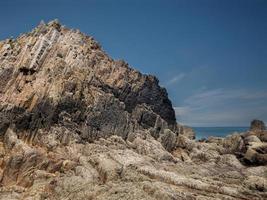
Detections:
[193, 127, 249, 140]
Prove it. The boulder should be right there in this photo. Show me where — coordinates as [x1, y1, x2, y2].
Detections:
[244, 145, 267, 165]
[158, 129, 177, 152]
[178, 125, 195, 140]
[250, 119, 266, 131]
[256, 130, 267, 142]
[244, 135, 261, 144]
[222, 134, 245, 154]
[176, 135, 196, 151]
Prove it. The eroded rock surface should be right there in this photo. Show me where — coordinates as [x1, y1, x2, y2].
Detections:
[0, 20, 266, 200]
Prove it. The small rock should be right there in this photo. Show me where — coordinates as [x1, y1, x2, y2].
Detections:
[244, 176, 267, 192]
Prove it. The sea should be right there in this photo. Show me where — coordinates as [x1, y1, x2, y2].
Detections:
[192, 127, 249, 140]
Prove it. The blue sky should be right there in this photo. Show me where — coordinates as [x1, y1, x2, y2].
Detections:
[0, 0, 266, 126]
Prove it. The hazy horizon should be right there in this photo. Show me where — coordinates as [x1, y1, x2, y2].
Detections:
[1, 0, 266, 126]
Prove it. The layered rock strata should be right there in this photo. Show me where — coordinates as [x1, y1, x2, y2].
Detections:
[0, 20, 178, 145]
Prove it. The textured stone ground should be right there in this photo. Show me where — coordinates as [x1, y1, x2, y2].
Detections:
[0, 129, 266, 200]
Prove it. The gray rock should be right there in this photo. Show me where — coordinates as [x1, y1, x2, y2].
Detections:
[159, 129, 177, 152]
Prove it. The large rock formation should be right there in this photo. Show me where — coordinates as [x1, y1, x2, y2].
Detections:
[0, 20, 177, 144]
[0, 20, 266, 199]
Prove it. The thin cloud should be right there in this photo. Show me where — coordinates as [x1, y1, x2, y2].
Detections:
[184, 88, 267, 108]
[165, 73, 185, 86]
[174, 106, 191, 116]
[174, 88, 267, 126]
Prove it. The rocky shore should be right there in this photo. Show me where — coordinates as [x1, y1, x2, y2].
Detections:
[0, 20, 266, 199]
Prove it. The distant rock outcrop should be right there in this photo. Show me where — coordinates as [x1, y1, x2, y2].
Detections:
[250, 119, 266, 131]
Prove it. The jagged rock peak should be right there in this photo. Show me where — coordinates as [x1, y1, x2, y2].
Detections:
[0, 19, 177, 145]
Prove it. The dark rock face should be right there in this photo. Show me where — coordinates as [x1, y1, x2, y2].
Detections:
[121, 76, 176, 126]
[250, 119, 266, 131]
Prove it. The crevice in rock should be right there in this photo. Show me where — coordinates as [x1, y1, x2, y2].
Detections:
[19, 67, 36, 75]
